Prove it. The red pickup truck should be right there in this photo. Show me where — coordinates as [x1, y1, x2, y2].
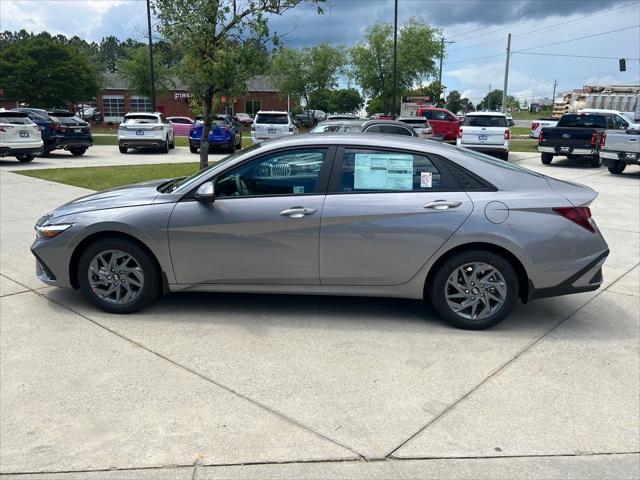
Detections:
[416, 107, 460, 141]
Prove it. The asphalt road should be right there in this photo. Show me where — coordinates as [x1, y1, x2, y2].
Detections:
[0, 148, 638, 479]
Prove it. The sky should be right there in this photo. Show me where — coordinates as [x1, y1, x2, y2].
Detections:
[1, 0, 639, 104]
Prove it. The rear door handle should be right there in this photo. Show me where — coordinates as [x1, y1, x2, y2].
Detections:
[280, 207, 317, 218]
[423, 200, 462, 210]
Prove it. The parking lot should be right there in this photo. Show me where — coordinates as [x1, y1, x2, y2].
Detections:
[0, 146, 638, 479]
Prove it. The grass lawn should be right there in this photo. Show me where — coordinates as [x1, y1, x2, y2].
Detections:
[512, 110, 553, 120]
[511, 126, 531, 137]
[510, 139, 538, 153]
[92, 134, 253, 149]
[17, 163, 202, 191]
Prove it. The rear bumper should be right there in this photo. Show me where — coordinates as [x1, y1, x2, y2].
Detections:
[0, 144, 43, 157]
[601, 151, 640, 165]
[119, 138, 165, 148]
[529, 249, 609, 300]
[538, 146, 596, 155]
[459, 143, 508, 152]
[45, 136, 93, 151]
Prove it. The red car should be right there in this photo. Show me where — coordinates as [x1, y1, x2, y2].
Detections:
[416, 107, 460, 141]
[167, 116, 194, 136]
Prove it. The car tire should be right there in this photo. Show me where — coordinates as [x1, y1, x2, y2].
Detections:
[236, 132, 242, 150]
[608, 160, 626, 174]
[169, 137, 175, 149]
[429, 250, 519, 330]
[161, 138, 169, 154]
[500, 151, 509, 161]
[541, 152, 553, 164]
[590, 155, 603, 168]
[228, 140, 236, 154]
[16, 154, 35, 163]
[77, 237, 160, 314]
[567, 154, 578, 160]
[119, 145, 128, 154]
[69, 147, 87, 156]
[39, 149, 51, 158]
[189, 145, 198, 154]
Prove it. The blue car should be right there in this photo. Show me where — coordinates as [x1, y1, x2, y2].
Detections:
[189, 115, 242, 154]
[12, 108, 93, 157]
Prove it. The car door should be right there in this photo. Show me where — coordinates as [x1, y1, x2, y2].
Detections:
[320, 146, 473, 286]
[168, 147, 334, 285]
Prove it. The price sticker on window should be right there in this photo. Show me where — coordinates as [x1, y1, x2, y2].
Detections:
[420, 172, 433, 188]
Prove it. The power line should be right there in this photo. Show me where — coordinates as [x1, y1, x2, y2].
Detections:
[513, 24, 640, 53]
[447, 2, 637, 53]
[517, 52, 640, 61]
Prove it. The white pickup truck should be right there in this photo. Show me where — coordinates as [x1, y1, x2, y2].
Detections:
[600, 128, 640, 174]
[530, 118, 558, 138]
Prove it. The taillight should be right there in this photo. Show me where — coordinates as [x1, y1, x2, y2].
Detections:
[422, 127, 432, 135]
[538, 131, 543, 143]
[251, 125, 255, 131]
[504, 129, 510, 140]
[221, 126, 230, 131]
[151, 126, 163, 131]
[532, 122, 539, 131]
[457, 127, 463, 139]
[600, 132, 607, 147]
[0, 126, 14, 132]
[288, 125, 294, 132]
[553, 207, 595, 233]
[590, 133, 599, 145]
[50, 122, 62, 131]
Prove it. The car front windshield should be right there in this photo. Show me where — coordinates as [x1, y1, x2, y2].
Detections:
[166, 142, 264, 193]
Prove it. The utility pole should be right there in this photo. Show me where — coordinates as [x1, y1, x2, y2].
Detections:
[438, 36, 454, 106]
[551, 79, 558, 102]
[487, 84, 492, 111]
[501, 33, 511, 113]
[146, 0, 156, 111]
[391, 0, 398, 118]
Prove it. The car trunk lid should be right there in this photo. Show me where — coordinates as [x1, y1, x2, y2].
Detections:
[545, 176, 599, 207]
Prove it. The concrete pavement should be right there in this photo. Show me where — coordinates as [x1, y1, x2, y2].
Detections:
[0, 151, 638, 479]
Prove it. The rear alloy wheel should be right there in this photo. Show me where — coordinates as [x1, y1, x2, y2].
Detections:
[430, 250, 519, 330]
[16, 154, 35, 163]
[541, 152, 553, 165]
[69, 147, 87, 156]
[119, 145, 128, 154]
[591, 155, 603, 168]
[78, 238, 160, 314]
[608, 160, 626, 174]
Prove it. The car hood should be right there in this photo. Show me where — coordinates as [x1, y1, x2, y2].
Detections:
[51, 178, 173, 218]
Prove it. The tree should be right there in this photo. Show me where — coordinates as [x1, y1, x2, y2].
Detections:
[269, 43, 344, 119]
[99, 36, 125, 73]
[350, 18, 440, 115]
[330, 88, 363, 113]
[0, 38, 99, 107]
[154, 0, 325, 170]
[118, 46, 174, 101]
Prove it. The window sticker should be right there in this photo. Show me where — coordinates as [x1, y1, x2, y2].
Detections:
[354, 153, 413, 191]
[420, 171, 433, 188]
[293, 186, 305, 194]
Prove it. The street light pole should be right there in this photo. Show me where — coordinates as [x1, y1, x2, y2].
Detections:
[146, 0, 156, 112]
[391, 0, 398, 118]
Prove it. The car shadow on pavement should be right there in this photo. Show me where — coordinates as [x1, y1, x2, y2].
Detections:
[44, 287, 608, 336]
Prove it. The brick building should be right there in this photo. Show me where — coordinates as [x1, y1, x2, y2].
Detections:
[98, 73, 288, 122]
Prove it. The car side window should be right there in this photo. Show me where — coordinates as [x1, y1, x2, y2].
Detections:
[614, 115, 628, 129]
[215, 148, 329, 198]
[339, 148, 442, 192]
[421, 110, 434, 120]
[365, 125, 413, 136]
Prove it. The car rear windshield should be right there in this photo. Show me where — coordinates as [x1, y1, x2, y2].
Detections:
[255, 113, 289, 124]
[123, 115, 158, 124]
[557, 114, 607, 128]
[194, 118, 227, 126]
[399, 119, 428, 127]
[49, 114, 86, 124]
[463, 115, 507, 127]
[0, 114, 33, 125]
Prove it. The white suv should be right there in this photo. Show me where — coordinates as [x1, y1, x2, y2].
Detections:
[250, 111, 297, 144]
[457, 112, 510, 160]
[118, 112, 175, 154]
[0, 110, 43, 163]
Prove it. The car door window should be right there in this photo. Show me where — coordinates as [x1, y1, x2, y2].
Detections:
[364, 124, 414, 136]
[215, 148, 329, 198]
[338, 148, 442, 192]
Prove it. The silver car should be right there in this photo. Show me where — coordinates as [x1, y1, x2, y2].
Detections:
[31, 135, 609, 329]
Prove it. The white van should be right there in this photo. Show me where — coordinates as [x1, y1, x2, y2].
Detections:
[457, 112, 510, 160]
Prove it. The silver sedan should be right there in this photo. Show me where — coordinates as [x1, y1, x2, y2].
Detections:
[31, 134, 609, 329]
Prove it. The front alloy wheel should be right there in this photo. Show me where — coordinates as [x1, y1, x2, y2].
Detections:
[78, 238, 160, 313]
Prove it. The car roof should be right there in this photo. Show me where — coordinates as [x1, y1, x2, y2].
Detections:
[466, 111, 507, 116]
[397, 117, 428, 121]
[362, 119, 416, 128]
[316, 119, 364, 126]
[124, 112, 160, 117]
[578, 109, 625, 115]
[256, 110, 288, 114]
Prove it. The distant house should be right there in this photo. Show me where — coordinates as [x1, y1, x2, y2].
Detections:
[97, 73, 288, 122]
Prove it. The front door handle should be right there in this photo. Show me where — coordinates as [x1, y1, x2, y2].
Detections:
[423, 200, 462, 210]
[280, 207, 317, 218]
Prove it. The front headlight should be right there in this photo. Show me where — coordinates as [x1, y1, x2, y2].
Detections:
[35, 224, 73, 239]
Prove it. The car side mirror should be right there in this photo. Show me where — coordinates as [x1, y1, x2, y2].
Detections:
[195, 181, 215, 203]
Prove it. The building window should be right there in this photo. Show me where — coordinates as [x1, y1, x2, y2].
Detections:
[130, 96, 153, 113]
[102, 96, 125, 120]
[245, 100, 261, 115]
